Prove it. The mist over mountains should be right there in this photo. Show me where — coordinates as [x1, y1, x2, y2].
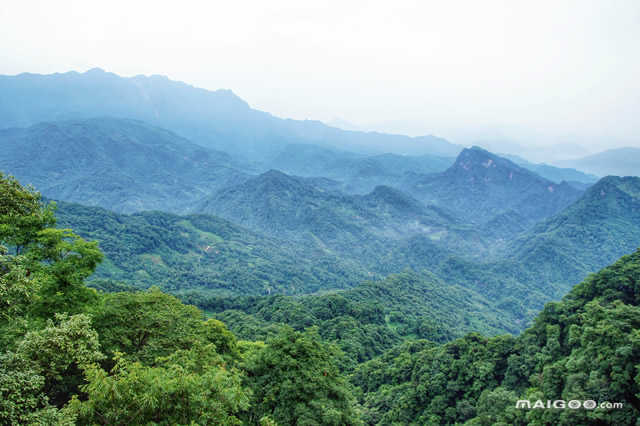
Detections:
[2, 68, 640, 424]
[0, 68, 462, 159]
[0, 69, 637, 311]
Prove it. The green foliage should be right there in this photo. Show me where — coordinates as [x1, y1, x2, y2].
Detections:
[0, 117, 252, 214]
[16, 313, 105, 407]
[56, 201, 369, 296]
[0, 246, 31, 322]
[208, 294, 400, 371]
[352, 247, 640, 425]
[28, 228, 103, 319]
[68, 344, 250, 425]
[0, 172, 56, 255]
[242, 326, 362, 425]
[0, 351, 76, 425]
[0, 313, 103, 423]
[90, 287, 205, 365]
[511, 176, 640, 298]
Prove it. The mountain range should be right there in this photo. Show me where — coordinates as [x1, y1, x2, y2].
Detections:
[557, 146, 640, 177]
[406, 146, 584, 226]
[0, 68, 462, 158]
[0, 117, 251, 213]
[1, 68, 639, 340]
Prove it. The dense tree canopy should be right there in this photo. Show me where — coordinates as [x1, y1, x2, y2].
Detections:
[2, 172, 639, 425]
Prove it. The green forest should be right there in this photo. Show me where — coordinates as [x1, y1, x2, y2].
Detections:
[2, 172, 640, 425]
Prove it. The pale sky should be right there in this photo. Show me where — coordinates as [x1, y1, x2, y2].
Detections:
[1, 0, 639, 154]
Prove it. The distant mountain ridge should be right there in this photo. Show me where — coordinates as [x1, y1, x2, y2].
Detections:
[510, 175, 640, 290]
[0, 117, 251, 213]
[501, 153, 598, 185]
[195, 169, 455, 249]
[557, 146, 640, 177]
[260, 143, 455, 193]
[407, 146, 584, 226]
[0, 68, 462, 158]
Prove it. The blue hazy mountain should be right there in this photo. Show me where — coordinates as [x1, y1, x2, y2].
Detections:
[406, 147, 585, 227]
[0, 117, 252, 213]
[0, 68, 462, 159]
[509, 175, 640, 289]
[501, 153, 598, 186]
[259, 143, 455, 193]
[195, 169, 456, 248]
[558, 147, 640, 177]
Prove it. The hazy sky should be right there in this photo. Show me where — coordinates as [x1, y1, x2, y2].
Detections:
[1, 0, 639, 153]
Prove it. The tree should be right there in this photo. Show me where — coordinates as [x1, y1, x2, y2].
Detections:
[0, 173, 55, 256]
[0, 173, 103, 323]
[67, 343, 250, 425]
[243, 325, 362, 425]
[0, 313, 103, 424]
[90, 287, 206, 366]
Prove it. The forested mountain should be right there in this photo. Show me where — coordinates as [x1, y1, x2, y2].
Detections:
[2, 173, 638, 425]
[0, 118, 251, 213]
[202, 270, 522, 344]
[194, 168, 513, 270]
[195, 169, 459, 254]
[408, 146, 584, 227]
[54, 200, 370, 296]
[510, 175, 640, 289]
[2, 68, 637, 425]
[351, 246, 640, 425]
[52, 170, 640, 333]
[0, 69, 462, 158]
[260, 143, 455, 193]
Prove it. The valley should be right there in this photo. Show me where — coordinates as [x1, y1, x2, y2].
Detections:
[1, 69, 639, 425]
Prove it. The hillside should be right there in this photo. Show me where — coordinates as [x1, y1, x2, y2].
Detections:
[510, 175, 640, 291]
[261, 143, 455, 193]
[0, 118, 251, 213]
[0, 69, 462, 158]
[196, 270, 521, 370]
[192, 169, 493, 267]
[54, 200, 371, 296]
[351, 247, 640, 425]
[408, 146, 584, 227]
[3, 171, 639, 425]
[503, 154, 598, 185]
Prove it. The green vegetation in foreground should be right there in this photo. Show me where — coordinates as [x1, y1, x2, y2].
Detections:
[2, 172, 639, 425]
[0, 173, 360, 424]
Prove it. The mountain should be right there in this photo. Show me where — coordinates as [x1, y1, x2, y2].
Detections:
[351, 247, 640, 424]
[0, 118, 251, 213]
[510, 175, 640, 290]
[262, 143, 455, 193]
[194, 169, 461, 257]
[205, 270, 522, 357]
[54, 200, 371, 296]
[502, 153, 598, 185]
[407, 147, 584, 227]
[0, 69, 462, 158]
[558, 146, 640, 177]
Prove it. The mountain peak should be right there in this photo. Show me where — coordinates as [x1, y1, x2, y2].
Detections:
[84, 67, 107, 74]
[259, 169, 294, 182]
[445, 146, 533, 184]
[410, 147, 584, 224]
[586, 175, 640, 200]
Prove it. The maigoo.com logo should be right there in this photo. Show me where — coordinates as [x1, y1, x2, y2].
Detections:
[516, 400, 624, 410]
